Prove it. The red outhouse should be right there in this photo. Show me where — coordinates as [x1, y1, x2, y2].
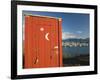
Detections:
[24, 14, 62, 68]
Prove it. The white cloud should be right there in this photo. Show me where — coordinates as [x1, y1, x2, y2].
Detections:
[77, 31, 82, 34]
[62, 32, 80, 40]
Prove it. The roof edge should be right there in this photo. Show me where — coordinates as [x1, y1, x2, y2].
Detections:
[24, 13, 61, 20]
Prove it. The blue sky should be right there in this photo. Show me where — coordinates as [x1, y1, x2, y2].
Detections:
[23, 11, 89, 40]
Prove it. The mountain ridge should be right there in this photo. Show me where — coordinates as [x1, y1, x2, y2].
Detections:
[62, 38, 89, 43]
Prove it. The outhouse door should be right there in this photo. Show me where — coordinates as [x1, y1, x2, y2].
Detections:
[24, 15, 62, 68]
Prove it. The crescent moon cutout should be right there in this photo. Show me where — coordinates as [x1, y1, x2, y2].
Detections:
[45, 32, 49, 41]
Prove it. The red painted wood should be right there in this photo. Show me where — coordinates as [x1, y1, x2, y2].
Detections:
[58, 19, 63, 67]
[24, 15, 62, 68]
[24, 16, 34, 68]
[50, 19, 59, 67]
